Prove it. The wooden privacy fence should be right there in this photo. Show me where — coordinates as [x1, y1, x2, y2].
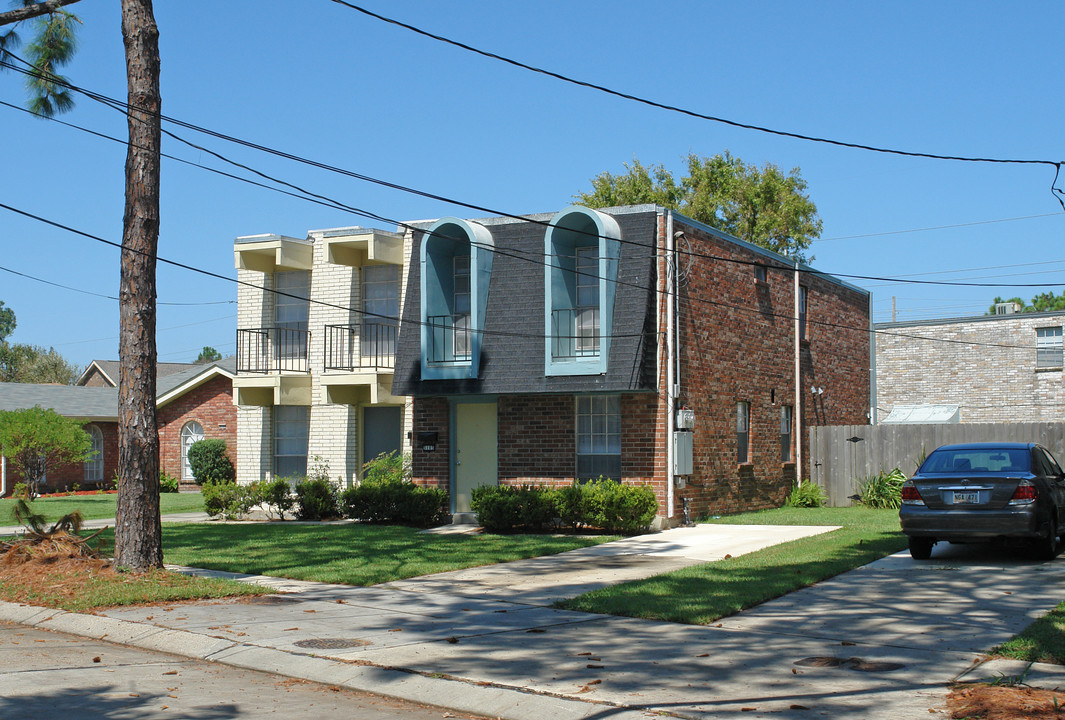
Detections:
[809, 423, 1065, 507]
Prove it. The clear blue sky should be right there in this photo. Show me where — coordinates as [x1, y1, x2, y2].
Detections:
[2, 1, 1063, 368]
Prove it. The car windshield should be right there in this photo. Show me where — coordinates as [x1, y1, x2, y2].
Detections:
[920, 448, 1030, 474]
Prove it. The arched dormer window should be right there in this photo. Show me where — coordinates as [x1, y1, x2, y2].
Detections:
[84, 425, 104, 484]
[420, 218, 494, 380]
[545, 207, 620, 375]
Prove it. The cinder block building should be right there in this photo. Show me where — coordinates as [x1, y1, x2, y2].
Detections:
[875, 310, 1065, 423]
[391, 204, 872, 523]
[232, 227, 412, 486]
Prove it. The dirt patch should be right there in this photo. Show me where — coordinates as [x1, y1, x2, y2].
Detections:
[949, 683, 1065, 719]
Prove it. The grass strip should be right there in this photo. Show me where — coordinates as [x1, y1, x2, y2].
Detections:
[558, 506, 905, 624]
[991, 601, 1065, 665]
[90, 523, 617, 587]
[0, 492, 205, 523]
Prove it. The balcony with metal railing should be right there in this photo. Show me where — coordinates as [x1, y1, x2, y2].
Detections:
[426, 314, 472, 365]
[236, 327, 310, 373]
[324, 323, 396, 371]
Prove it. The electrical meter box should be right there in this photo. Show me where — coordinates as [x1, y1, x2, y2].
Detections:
[673, 431, 693, 475]
[676, 408, 695, 429]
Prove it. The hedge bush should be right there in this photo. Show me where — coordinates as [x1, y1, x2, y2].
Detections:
[341, 452, 447, 527]
[202, 478, 261, 520]
[471, 484, 557, 533]
[470, 480, 658, 534]
[187, 439, 234, 485]
[261, 477, 295, 520]
[584, 480, 658, 535]
[294, 477, 340, 520]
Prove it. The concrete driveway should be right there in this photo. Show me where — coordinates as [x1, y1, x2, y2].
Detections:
[4, 525, 1065, 719]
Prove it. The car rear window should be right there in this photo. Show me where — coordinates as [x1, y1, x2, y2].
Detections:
[920, 448, 1030, 474]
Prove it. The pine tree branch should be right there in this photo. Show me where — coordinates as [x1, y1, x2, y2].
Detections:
[0, 0, 83, 28]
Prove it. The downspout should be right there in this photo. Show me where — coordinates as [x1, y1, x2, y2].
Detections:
[794, 260, 802, 485]
[869, 300, 878, 425]
[664, 211, 675, 520]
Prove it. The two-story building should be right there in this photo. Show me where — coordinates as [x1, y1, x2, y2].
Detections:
[391, 204, 872, 523]
[232, 227, 411, 486]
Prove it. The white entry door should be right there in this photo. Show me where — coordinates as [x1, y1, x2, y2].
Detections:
[453, 402, 498, 513]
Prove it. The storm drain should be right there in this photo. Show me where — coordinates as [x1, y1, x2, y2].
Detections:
[294, 638, 371, 650]
[794, 657, 904, 672]
[246, 595, 302, 605]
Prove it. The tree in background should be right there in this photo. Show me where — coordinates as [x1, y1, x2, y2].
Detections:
[0, 301, 15, 342]
[0, 343, 81, 384]
[988, 292, 1065, 315]
[0, 406, 92, 498]
[195, 346, 222, 364]
[575, 152, 822, 262]
[1, 0, 164, 570]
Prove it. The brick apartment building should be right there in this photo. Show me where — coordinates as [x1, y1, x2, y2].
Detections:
[392, 204, 872, 523]
[0, 358, 236, 495]
[875, 309, 1065, 423]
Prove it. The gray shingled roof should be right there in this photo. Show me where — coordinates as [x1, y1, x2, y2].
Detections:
[0, 357, 236, 418]
[391, 209, 658, 396]
[79, 359, 207, 387]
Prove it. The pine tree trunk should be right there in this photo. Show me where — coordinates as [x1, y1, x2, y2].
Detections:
[114, 0, 162, 571]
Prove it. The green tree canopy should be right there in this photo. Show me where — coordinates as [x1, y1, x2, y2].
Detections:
[0, 301, 14, 342]
[0, 405, 91, 497]
[0, 343, 81, 384]
[575, 152, 822, 261]
[988, 292, 1065, 315]
[195, 346, 222, 364]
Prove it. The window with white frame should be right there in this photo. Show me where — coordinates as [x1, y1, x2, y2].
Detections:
[1037, 326, 1063, 369]
[737, 401, 750, 464]
[798, 286, 808, 341]
[274, 270, 310, 365]
[180, 421, 204, 481]
[453, 255, 471, 360]
[84, 424, 104, 483]
[574, 246, 600, 356]
[780, 406, 793, 463]
[361, 264, 399, 362]
[576, 395, 621, 481]
[273, 406, 309, 479]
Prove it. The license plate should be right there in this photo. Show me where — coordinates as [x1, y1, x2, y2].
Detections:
[953, 491, 979, 504]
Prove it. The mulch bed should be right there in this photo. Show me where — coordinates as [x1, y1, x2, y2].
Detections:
[949, 683, 1065, 719]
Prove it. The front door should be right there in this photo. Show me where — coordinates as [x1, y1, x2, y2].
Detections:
[453, 402, 498, 513]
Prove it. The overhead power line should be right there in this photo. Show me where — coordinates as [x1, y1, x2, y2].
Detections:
[819, 212, 1063, 242]
[0, 262, 234, 306]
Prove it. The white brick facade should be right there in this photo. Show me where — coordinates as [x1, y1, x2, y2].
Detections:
[234, 227, 412, 487]
[876, 311, 1065, 423]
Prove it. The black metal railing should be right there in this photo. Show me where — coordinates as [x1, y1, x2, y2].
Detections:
[426, 314, 472, 364]
[236, 327, 309, 373]
[551, 307, 600, 360]
[324, 322, 396, 371]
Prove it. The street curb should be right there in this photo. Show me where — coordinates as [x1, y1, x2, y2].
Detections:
[0, 600, 660, 720]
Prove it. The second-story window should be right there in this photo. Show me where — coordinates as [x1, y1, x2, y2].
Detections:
[1037, 326, 1063, 369]
[574, 246, 600, 356]
[362, 265, 399, 364]
[275, 270, 310, 369]
[453, 255, 471, 360]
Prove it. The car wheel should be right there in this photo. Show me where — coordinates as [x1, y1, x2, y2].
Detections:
[1033, 519, 1060, 561]
[908, 537, 933, 560]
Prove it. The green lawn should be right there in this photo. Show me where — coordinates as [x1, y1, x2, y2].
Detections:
[992, 601, 1065, 665]
[1, 492, 204, 523]
[90, 523, 617, 586]
[558, 506, 906, 624]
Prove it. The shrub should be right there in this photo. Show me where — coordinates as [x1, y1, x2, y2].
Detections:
[11, 482, 28, 500]
[342, 482, 448, 527]
[857, 468, 907, 510]
[295, 478, 340, 520]
[785, 479, 827, 508]
[159, 471, 180, 494]
[187, 439, 234, 485]
[262, 477, 295, 520]
[363, 451, 408, 485]
[202, 478, 260, 520]
[554, 482, 594, 530]
[584, 479, 657, 534]
[471, 484, 557, 533]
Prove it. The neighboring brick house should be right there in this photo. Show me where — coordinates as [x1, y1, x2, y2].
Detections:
[0, 358, 236, 495]
[392, 204, 872, 523]
[875, 310, 1065, 423]
[232, 227, 412, 486]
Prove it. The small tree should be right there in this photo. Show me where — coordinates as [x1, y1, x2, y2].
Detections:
[0, 406, 92, 498]
[186, 438, 235, 484]
[195, 346, 222, 364]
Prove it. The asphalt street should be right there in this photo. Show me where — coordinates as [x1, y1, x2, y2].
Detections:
[0, 621, 486, 720]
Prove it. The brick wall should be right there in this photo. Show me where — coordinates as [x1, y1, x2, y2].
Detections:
[876, 313, 1065, 423]
[158, 375, 236, 490]
[412, 396, 449, 490]
[672, 218, 870, 517]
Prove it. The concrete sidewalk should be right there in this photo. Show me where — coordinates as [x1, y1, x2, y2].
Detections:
[4, 524, 1064, 719]
[0, 511, 209, 536]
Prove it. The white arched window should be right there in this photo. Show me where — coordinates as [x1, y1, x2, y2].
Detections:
[84, 425, 104, 484]
[180, 421, 205, 481]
